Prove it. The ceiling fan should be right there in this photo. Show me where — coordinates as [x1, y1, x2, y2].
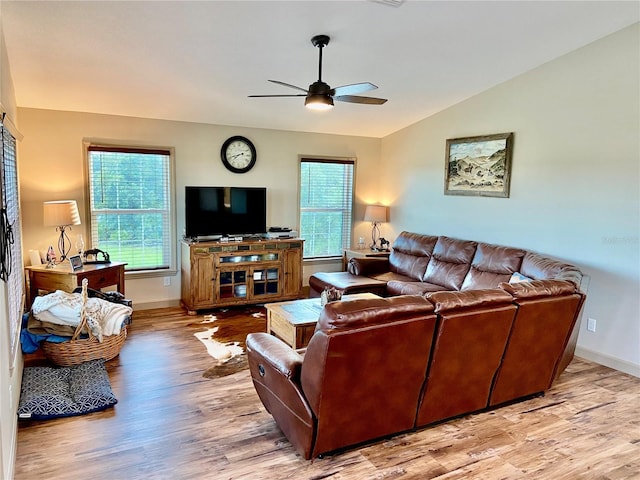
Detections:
[249, 34, 387, 110]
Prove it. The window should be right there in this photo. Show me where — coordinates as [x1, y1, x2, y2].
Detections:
[299, 157, 355, 259]
[86, 145, 175, 273]
[1, 118, 23, 370]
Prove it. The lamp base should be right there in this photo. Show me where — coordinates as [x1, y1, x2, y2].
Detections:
[370, 223, 381, 250]
[56, 226, 72, 262]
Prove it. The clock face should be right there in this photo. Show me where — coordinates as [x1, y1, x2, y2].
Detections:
[221, 136, 256, 173]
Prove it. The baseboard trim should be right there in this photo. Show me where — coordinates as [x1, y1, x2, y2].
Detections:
[134, 299, 182, 311]
[575, 346, 640, 378]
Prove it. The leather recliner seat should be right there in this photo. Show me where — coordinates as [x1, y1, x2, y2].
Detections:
[247, 295, 438, 459]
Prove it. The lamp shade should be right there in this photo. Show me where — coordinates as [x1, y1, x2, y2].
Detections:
[43, 200, 81, 227]
[363, 205, 388, 224]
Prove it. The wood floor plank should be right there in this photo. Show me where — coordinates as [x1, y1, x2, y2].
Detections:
[14, 306, 640, 479]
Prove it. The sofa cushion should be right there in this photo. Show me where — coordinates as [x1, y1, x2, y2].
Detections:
[423, 236, 477, 290]
[389, 232, 438, 280]
[427, 289, 514, 313]
[386, 280, 449, 296]
[317, 295, 434, 331]
[509, 272, 532, 283]
[368, 271, 415, 283]
[461, 243, 526, 290]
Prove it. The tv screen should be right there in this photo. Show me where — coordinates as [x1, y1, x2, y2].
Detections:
[185, 186, 266, 238]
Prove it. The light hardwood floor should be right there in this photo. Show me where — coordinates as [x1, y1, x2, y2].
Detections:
[15, 306, 640, 479]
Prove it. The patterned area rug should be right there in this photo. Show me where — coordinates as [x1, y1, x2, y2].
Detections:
[190, 306, 266, 378]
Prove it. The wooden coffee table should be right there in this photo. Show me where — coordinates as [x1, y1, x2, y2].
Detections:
[266, 293, 381, 349]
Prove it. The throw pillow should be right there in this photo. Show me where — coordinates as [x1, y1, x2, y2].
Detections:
[509, 272, 533, 284]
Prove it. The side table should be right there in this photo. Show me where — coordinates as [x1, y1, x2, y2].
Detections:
[343, 248, 390, 271]
[266, 293, 381, 349]
[25, 261, 127, 309]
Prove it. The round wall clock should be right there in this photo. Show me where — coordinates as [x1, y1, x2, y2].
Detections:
[221, 136, 257, 173]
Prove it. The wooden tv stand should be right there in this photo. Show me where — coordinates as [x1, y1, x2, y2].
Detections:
[180, 238, 304, 315]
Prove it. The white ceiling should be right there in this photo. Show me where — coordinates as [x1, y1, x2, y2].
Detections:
[2, 1, 638, 138]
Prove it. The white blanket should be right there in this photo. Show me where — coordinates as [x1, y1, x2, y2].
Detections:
[32, 290, 132, 340]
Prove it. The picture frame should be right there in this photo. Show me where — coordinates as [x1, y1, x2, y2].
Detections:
[444, 132, 514, 198]
[69, 254, 83, 271]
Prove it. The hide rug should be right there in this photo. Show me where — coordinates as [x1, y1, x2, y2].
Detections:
[191, 306, 266, 378]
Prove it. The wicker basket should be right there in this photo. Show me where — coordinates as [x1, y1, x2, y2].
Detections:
[40, 279, 128, 367]
[41, 327, 127, 367]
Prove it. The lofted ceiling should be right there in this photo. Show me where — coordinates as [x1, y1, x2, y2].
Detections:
[2, 1, 638, 138]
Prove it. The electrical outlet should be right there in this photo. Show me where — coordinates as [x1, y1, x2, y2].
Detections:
[163, 277, 171, 287]
[587, 317, 597, 332]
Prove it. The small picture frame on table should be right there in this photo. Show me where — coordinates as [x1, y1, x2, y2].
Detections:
[69, 255, 83, 271]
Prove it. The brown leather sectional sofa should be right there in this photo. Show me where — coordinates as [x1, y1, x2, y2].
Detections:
[309, 231, 584, 298]
[246, 231, 586, 459]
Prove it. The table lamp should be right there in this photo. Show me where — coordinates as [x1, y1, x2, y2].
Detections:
[363, 204, 389, 251]
[43, 200, 81, 261]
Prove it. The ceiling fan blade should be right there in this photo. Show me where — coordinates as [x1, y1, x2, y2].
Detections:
[248, 94, 307, 98]
[334, 95, 387, 105]
[331, 82, 378, 97]
[268, 80, 308, 93]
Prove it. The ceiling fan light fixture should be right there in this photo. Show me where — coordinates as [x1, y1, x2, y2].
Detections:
[251, 34, 386, 109]
[305, 94, 334, 111]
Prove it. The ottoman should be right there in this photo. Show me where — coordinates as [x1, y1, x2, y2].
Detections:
[308, 271, 387, 297]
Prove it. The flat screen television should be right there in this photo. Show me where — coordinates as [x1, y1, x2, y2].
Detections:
[185, 186, 267, 238]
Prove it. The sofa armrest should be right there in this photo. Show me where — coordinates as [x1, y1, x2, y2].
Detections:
[499, 279, 578, 299]
[348, 257, 390, 276]
[246, 332, 303, 381]
[246, 332, 315, 458]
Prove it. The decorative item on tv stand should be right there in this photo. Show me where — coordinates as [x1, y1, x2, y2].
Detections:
[266, 227, 298, 239]
[363, 204, 389, 251]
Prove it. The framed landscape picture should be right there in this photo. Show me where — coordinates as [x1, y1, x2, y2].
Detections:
[444, 132, 514, 198]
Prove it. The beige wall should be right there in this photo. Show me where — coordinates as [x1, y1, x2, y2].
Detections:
[380, 24, 640, 375]
[16, 109, 381, 305]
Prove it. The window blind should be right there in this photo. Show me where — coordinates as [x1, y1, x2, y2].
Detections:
[0, 121, 23, 369]
[299, 157, 355, 259]
[87, 146, 172, 271]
